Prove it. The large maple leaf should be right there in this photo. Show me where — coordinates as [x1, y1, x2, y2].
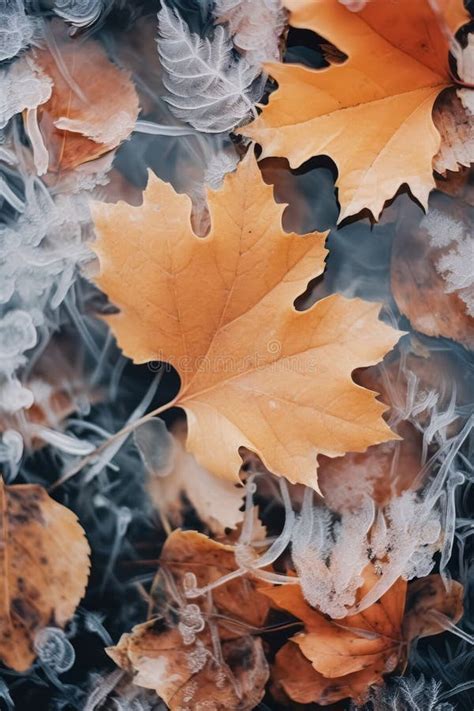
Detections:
[92, 151, 400, 489]
[241, 0, 470, 221]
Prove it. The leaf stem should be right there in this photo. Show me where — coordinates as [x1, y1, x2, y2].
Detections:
[49, 396, 179, 492]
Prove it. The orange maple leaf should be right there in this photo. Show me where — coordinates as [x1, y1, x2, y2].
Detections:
[92, 151, 401, 489]
[265, 570, 463, 705]
[241, 0, 470, 221]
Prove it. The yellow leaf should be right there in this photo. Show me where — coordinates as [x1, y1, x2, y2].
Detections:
[241, 0, 469, 221]
[0, 480, 90, 671]
[92, 151, 400, 489]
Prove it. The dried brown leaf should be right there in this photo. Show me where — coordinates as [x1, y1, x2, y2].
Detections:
[108, 530, 270, 710]
[31, 26, 139, 171]
[264, 570, 463, 706]
[0, 480, 90, 671]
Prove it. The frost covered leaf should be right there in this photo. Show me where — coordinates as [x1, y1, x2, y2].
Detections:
[157, 4, 264, 132]
[107, 530, 270, 710]
[0, 57, 51, 130]
[213, 0, 286, 64]
[241, 0, 469, 221]
[318, 420, 422, 511]
[92, 150, 400, 489]
[266, 567, 407, 705]
[137, 418, 244, 534]
[266, 570, 463, 706]
[433, 89, 474, 175]
[392, 191, 474, 349]
[0, 480, 90, 671]
[30, 28, 139, 171]
[110, 626, 268, 711]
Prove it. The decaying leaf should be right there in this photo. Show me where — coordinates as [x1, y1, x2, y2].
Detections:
[391, 191, 474, 349]
[136, 417, 245, 534]
[30, 25, 139, 171]
[155, 529, 270, 627]
[110, 625, 268, 711]
[318, 420, 422, 511]
[265, 569, 463, 706]
[0, 480, 90, 671]
[92, 150, 401, 489]
[108, 530, 270, 710]
[433, 88, 474, 175]
[402, 574, 464, 641]
[241, 0, 470, 221]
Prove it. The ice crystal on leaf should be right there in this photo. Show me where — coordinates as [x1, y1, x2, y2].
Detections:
[291, 490, 374, 618]
[0, 57, 52, 130]
[421, 208, 474, 317]
[157, 3, 264, 132]
[213, 0, 286, 64]
[0, 310, 37, 376]
[290, 489, 442, 618]
[0, 0, 37, 62]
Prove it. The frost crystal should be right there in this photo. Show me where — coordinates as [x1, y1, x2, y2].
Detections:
[291, 493, 374, 618]
[437, 238, 474, 316]
[157, 4, 264, 133]
[178, 603, 205, 645]
[34, 627, 76, 674]
[422, 208, 474, 317]
[291, 490, 442, 617]
[0, 57, 52, 130]
[362, 674, 454, 711]
[372, 492, 442, 579]
[421, 209, 474, 316]
[213, 0, 286, 63]
[204, 149, 240, 189]
[0, 0, 36, 62]
[54, 0, 104, 28]
[0, 310, 37, 374]
[0, 173, 91, 413]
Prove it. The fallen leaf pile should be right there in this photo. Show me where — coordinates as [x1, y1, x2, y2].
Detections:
[1, 1, 472, 709]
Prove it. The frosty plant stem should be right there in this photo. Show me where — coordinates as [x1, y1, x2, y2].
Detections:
[50, 396, 179, 491]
